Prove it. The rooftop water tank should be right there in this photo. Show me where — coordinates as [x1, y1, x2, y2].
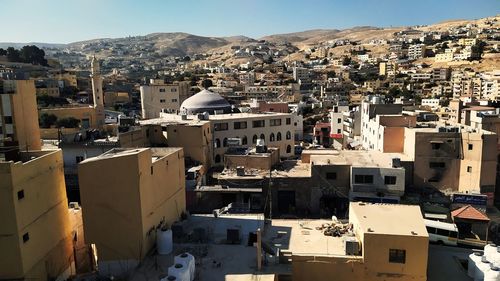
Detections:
[469, 252, 484, 278]
[157, 228, 173, 255]
[476, 257, 491, 281]
[168, 263, 189, 281]
[485, 244, 498, 261]
[485, 265, 500, 281]
[174, 253, 195, 281]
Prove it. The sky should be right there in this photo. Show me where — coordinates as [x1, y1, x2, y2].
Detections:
[1, 0, 499, 44]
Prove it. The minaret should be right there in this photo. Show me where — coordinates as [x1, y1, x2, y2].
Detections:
[90, 55, 103, 108]
[90, 55, 105, 127]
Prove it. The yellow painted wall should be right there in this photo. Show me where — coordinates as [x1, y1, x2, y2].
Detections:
[0, 150, 74, 280]
[40, 106, 103, 129]
[166, 123, 212, 168]
[78, 148, 186, 262]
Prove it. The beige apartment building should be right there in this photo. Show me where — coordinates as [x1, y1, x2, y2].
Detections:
[0, 79, 42, 152]
[0, 150, 75, 281]
[290, 202, 428, 281]
[78, 147, 186, 277]
[404, 126, 497, 196]
[140, 79, 190, 119]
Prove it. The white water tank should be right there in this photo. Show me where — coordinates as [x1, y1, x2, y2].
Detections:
[174, 253, 195, 281]
[486, 244, 498, 261]
[492, 247, 500, 268]
[168, 263, 189, 281]
[476, 257, 492, 281]
[157, 228, 173, 255]
[485, 265, 500, 281]
[470, 252, 485, 277]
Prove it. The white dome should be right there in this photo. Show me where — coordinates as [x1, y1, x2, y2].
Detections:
[180, 89, 231, 114]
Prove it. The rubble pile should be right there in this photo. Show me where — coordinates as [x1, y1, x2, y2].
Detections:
[316, 222, 353, 237]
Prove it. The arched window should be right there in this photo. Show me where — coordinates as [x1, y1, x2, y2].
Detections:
[286, 145, 292, 154]
[223, 138, 228, 147]
[260, 133, 265, 141]
[286, 131, 291, 140]
[215, 138, 221, 148]
[253, 135, 258, 144]
[242, 136, 248, 145]
[215, 154, 221, 163]
[277, 132, 282, 141]
[270, 133, 275, 142]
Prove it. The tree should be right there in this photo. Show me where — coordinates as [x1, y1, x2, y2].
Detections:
[56, 117, 80, 128]
[6, 47, 21, 62]
[39, 113, 58, 128]
[19, 45, 48, 66]
[201, 79, 213, 89]
[0, 48, 6, 56]
[342, 56, 351, 66]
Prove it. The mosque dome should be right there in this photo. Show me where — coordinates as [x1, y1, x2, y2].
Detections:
[180, 89, 232, 115]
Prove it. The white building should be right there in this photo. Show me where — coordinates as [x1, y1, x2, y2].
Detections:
[408, 44, 426, 60]
[140, 79, 190, 119]
[421, 99, 441, 110]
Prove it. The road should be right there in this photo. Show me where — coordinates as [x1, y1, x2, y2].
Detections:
[428, 244, 473, 281]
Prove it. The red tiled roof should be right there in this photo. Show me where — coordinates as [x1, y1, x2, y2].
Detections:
[451, 205, 490, 221]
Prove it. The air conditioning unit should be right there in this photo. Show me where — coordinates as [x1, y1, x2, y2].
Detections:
[392, 158, 401, 168]
[345, 237, 360, 255]
[236, 166, 245, 176]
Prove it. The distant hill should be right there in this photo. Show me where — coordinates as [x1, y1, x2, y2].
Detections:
[0, 42, 66, 49]
[1, 14, 498, 57]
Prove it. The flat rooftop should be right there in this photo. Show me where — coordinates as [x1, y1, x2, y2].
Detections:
[308, 150, 410, 167]
[80, 147, 182, 163]
[219, 160, 311, 179]
[265, 219, 349, 257]
[351, 202, 428, 237]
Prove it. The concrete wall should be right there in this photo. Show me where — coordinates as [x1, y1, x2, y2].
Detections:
[166, 122, 212, 168]
[78, 148, 186, 270]
[0, 150, 74, 281]
[459, 132, 497, 194]
[224, 149, 280, 170]
[40, 106, 102, 129]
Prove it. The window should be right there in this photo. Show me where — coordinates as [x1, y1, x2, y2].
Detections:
[223, 138, 228, 147]
[385, 176, 397, 185]
[159, 88, 166, 92]
[242, 136, 248, 145]
[4, 116, 13, 124]
[214, 123, 228, 131]
[234, 121, 247, 130]
[467, 166, 472, 173]
[215, 139, 221, 148]
[159, 99, 166, 103]
[468, 144, 473, 150]
[171, 99, 177, 102]
[337, 118, 342, 124]
[429, 162, 446, 168]
[22, 232, 29, 243]
[270, 119, 282, 126]
[151, 166, 154, 175]
[286, 131, 292, 140]
[431, 143, 441, 150]
[286, 118, 291, 125]
[354, 174, 374, 184]
[286, 145, 292, 154]
[426, 226, 436, 234]
[252, 135, 258, 144]
[76, 156, 84, 163]
[326, 172, 337, 180]
[171, 88, 177, 92]
[17, 190, 24, 200]
[252, 120, 265, 128]
[389, 249, 406, 264]
[337, 129, 341, 134]
[436, 229, 450, 236]
[270, 133, 275, 142]
[260, 134, 265, 141]
[277, 132, 282, 141]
